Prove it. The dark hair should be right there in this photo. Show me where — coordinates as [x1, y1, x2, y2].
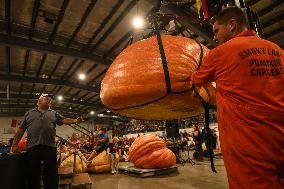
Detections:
[211, 6, 248, 27]
[100, 127, 106, 132]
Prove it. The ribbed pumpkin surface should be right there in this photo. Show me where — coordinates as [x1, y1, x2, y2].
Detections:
[87, 152, 119, 173]
[129, 134, 176, 169]
[60, 155, 87, 173]
[100, 35, 215, 120]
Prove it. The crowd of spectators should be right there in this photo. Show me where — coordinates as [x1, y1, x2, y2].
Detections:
[109, 113, 216, 137]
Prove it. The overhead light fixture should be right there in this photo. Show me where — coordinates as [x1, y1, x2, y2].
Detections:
[57, 95, 63, 101]
[107, 110, 110, 113]
[90, 111, 95, 115]
[132, 16, 143, 29]
[78, 73, 86, 80]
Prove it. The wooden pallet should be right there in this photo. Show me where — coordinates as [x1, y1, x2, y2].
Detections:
[118, 165, 178, 178]
[71, 173, 92, 189]
[58, 167, 74, 178]
[59, 178, 72, 189]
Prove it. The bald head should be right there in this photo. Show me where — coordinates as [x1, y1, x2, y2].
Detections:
[37, 94, 52, 110]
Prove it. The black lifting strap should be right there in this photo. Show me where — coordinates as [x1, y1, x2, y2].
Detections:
[193, 40, 217, 173]
[154, 22, 171, 94]
[204, 102, 217, 173]
[153, 0, 171, 94]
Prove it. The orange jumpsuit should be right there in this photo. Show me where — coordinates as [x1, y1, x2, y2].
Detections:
[191, 30, 284, 189]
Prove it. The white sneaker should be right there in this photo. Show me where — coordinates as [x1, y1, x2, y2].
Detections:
[111, 170, 116, 174]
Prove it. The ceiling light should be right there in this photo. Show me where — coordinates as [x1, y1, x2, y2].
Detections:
[57, 95, 63, 101]
[90, 111, 95, 115]
[107, 110, 110, 113]
[78, 73, 86, 80]
[132, 16, 143, 29]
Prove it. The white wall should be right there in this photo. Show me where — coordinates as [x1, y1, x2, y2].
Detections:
[0, 117, 93, 142]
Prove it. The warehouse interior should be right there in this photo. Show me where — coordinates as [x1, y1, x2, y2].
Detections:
[0, 0, 283, 189]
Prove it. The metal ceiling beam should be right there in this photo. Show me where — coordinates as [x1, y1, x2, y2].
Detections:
[36, 53, 47, 77]
[5, 0, 11, 76]
[29, 0, 41, 39]
[261, 11, 284, 28]
[0, 21, 86, 49]
[87, 68, 107, 85]
[86, 64, 98, 74]
[40, 85, 47, 93]
[246, 0, 261, 6]
[103, 30, 132, 58]
[164, 4, 216, 47]
[49, 56, 63, 78]
[61, 59, 78, 79]
[64, 60, 85, 80]
[84, 0, 124, 50]
[66, 0, 97, 47]
[257, 1, 283, 17]
[0, 104, 87, 115]
[0, 75, 100, 93]
[0, 93, 101, 107]
[50, 85, 58, 94]
[5, 47, 10, 76]
[22, 50, 30, 76]
[89, 0, 137, 53]
[48, 0, 69, 43]
[5, 0, 11, 36]
[264, 25, 284, 39]
[0, 34, 112, 65]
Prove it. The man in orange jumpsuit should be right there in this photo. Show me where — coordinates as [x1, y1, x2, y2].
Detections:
[191, 6, 284, 189]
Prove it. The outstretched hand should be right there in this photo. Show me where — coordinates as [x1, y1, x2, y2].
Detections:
[76, 117, 83, 124]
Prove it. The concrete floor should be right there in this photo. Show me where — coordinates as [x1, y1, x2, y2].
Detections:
[90, 159, 229, 189]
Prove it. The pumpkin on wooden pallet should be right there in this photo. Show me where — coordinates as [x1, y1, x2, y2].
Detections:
[60, 155, 87, 173]
[129, 134, 176, 169]
[100, 35, 216, 120]
[87, 151, 119, 174]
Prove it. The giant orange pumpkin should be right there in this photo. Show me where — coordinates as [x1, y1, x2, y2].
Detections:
[100, 35, 215, 120]
[129, 134, 176, 169]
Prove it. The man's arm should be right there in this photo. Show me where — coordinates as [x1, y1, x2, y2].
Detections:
[11, 128, 26, 153]
[191, 49, 219, 86]
[55, 111, 83, 125]
[62, 117, 82, 125]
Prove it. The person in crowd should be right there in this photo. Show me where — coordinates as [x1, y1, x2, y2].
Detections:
[11, 94, 82, 189]
[108, 137, 119, 174]
[86, 127, 109, 166]
[192, 124, 203, 161]
[190, 6, 284, 189]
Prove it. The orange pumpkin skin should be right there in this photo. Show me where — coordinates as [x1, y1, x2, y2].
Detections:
[129, 135, 176, 169]
[100, 35, 215, 120]
[18, 138, 27, 151]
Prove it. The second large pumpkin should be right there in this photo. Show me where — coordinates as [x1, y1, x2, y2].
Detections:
[129, 134, 176, 169]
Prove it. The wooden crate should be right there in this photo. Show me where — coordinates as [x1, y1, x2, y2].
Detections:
[71, 173, 92, 189]
[58, 167, 74, 178]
